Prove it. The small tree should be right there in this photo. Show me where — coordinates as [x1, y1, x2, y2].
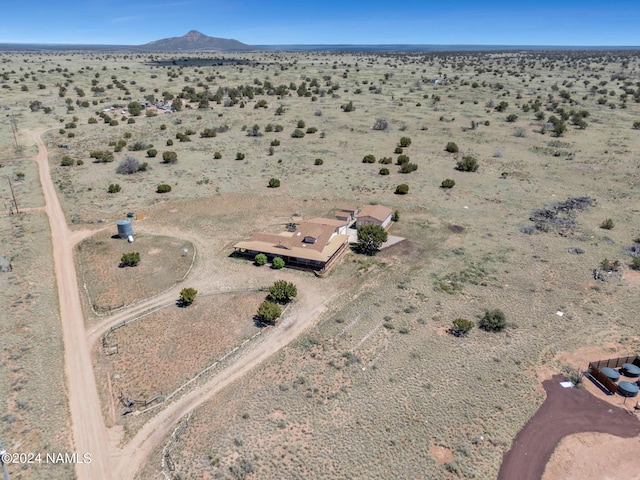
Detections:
[362, 155, 376, 164]
[162, 151, 178, 164]
[399, 137, 412, 147]
[379, 168, 390, 175]
[399, 162, 418, 173]
[506, 114, 518, 123]
[108, 183, 121, 194]
[120, 252, 140, 267]
[451, 318, 475, 337]
[291, 129, 305, 138]
[341, 100, 355, 112]
[456, 156, 479, 172]
[445, 142, 459, 153]
[257, 300, 282, 325]
[479, 309, 506, 332]
[268, 178, 280, 188]
[272, 257, 285, 269]
[214, 152, 222, 159]
[395, 184, 409, 195]
[356, 224, 388, 255]
[179, 287, 198, 306]
[147, 148, 157, 158]
[269, 280, 297, 303]
[392, 210, 400, 222]
[127, 101, 142, 116]
[441, 179, 455, 189]
[254, 253, 267, 266]
[60, 156, 74, 166]
[156, 184, 171, 193]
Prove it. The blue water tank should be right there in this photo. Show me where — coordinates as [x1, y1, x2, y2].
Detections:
[117, 220, 134, 239]
[618, 381, 639, 397]
[621, 363, 640, 378]
[601, 367, 620, 382]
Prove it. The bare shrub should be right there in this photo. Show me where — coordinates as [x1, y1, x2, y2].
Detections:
[116, 156, 140, 174]
[373, 118, 389, 131]
[513, 127, 527, 138]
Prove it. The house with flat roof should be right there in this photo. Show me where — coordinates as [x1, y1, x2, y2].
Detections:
[355, 205, 393, 230]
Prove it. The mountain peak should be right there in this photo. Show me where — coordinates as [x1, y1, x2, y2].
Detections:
[140, 31, 251, 51]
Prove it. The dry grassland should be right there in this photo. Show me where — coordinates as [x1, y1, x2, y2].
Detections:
[75, 230, 194, 312]
[2, 48, 640, 479]
[0, 210, 73, 480]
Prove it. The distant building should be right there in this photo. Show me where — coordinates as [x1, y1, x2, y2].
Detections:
[355, 205, 393, 230]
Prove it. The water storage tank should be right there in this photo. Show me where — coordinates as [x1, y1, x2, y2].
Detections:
[621, 363, 640, 378]
[601, 367, 620, 382]
[117, 220, 134, 239]
[618, 381, 639, 397]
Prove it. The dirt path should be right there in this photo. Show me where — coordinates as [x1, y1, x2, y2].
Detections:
[27, 129, 342, 479]
[497, 375, 640, 480]
[111, 281, 335, 478]
[29, 131, 112, 479]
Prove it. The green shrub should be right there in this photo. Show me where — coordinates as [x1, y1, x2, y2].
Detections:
[506, 114, 518, 122]
[630, 257, 640, 271]
[297, 119, 306, 128]
[60, 156, 74, 167]
[272, 256, 285, 269]
[162, 151, 178, 164]
[270, 139, 280, 146]
[392, 210, 400, 222]
[88, 117, 98, 124]
[236, 152, 245, 160]
[107, 183, 121, 193]
[399, 162, 418, 173]
[291, 129, 305, 138]
[268, 178, 280, 188]
[395, 184, 409, 195]
[379, 168, 390, 175]
[213, 152, 222, 159]
[479, 309, 506, 332]
[600, 218, 614, 230]
[451, 318, 475, 337]
[166, 139, 173, 146]
[200, 128, 217, 138]
[396, 154, 410, 165]
[394, 147, 403, 154]
[179, 287, 198, 306]
[445, 142, 459, 153]
[257, 300, 282, 324]
[456, 156, 479, 172]
[306, 127, 317, 134]
[147, 148, 157, 158]
[254, 253, 267, 266]
[379, 157, 392, 164]
[633, 120, 640, 130]
[269, 280, 297, 303]
[314, 158, 324, 166]
[120, 252, 140, 267]
[399, 136, 412, 147]
[362, 154, 376, 163]
[156, 184, 171, 193]
[441, 179, 456, 189]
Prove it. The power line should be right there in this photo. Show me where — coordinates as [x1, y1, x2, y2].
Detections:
[6, 177, 18, 214]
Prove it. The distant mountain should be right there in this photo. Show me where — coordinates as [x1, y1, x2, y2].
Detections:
[139, 30, 251, 51]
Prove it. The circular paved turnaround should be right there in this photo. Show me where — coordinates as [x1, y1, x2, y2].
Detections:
[498, 375, 640, 480]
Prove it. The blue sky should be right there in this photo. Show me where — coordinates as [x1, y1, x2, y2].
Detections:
[2, 0, 639, 46]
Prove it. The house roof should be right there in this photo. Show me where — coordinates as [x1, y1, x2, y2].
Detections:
[233, 220, 349, 262]
[356, 205, 393, 222]
[340, 205, 357, 213]
[306, 217, 348, 228]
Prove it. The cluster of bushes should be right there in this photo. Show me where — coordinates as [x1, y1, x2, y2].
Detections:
[256, 280, 297, 325]
[90, 150, 114, 163]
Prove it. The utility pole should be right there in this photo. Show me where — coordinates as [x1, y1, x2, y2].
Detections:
[6, 177, 18, 214]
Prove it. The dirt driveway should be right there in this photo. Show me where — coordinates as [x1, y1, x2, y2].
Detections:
[498, 375, 640, 480]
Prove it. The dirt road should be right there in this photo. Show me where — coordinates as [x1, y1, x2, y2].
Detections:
[29, 131, 112, 479]
[498, 375, 640, 480]
[28, 130, 342, 479]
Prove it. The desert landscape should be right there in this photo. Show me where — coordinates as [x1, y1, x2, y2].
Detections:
[1, 41, 640, 480]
